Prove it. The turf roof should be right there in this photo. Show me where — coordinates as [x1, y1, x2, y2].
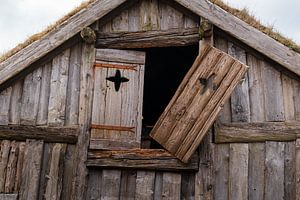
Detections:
[0, 0, 299, 63]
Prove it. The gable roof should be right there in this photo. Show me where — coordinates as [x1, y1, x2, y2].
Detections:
[0, 0, 300, 89]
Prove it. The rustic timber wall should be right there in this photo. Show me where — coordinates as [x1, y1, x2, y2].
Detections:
[0, 42, 83, 199]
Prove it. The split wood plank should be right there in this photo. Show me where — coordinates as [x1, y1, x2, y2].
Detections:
[91, 49, 145, 150]
[0, 140, 11, 192]
[71, 43, 95, 200]
[0, 194, 18, 200]
[228, 42, 249, 200]
[150, 44, 249, 163]
[162, 172, 181, 200]
[215, 122, 300, 143]
[112, 9, 129, 32]
[180, 172, 195, 200]
[154, 172, 163, 200]
[173, 0, 300, 77]
[87, 149, 198, 171]
[48, 48, 70, 126]
[0, 125, 79, 144]
[9, 80, 23, 125]
[0, 87, 12, 125]
[14, 142, 25, 193]
[0, 0, 127, 88]
[4, 141, 19, 193]
[119, 170, 137, 200]
[101, 170, 121, 200]
[20, 68, 42, 125]
[96, 27, 199, 49]
[65, 44, 82, 126]
[135, 171, 155, 200]
[19, 139, 44, 200]
[140, 0, 159, 31]
[87, 169, 102, 200]
[36, 63, 52, 125]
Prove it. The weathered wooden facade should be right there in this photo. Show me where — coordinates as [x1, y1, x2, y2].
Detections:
[0, 0, 300, 199]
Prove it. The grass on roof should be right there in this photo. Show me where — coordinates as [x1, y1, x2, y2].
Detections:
[0, 0, 300, 63]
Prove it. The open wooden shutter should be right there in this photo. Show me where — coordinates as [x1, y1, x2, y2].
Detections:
[90, 49, 145, 150]
[150, 44, 249, 163]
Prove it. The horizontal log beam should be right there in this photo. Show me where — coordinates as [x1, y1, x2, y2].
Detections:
[87, 149, 199, 171]
[96, 27, 199, 49]
[214, 122, 300, 143]
[0, 125, 79, 144]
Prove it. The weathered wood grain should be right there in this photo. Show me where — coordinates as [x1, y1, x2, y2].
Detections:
[0, 0, 127, 88]
[48, 49, 70, 126]
[20, 140, 44, 200]
[96, 27, 199, 49]
[87, 149, 199, 171]
[173, 0, 300, 77]
[9, 80, 23, 125]
[215, 122, 300, 143]
[87, 169, 102, 200]
[14, 142, 25, 192]
[0, 140, 11, 192]
[162, 172, 181, 200]
[71, 43, 95, 200]
[181, 172, 195, 200]
[160, 1, 184, 30]
[0, 194, 18, 200]
[0, 87, 12, 125]
[135, 171, 155, 200]
[95, 48, 145, 64]
[296, 139, 300, 199]
[140, 0, 159, 31]
[101, 170, 121, 200]
[119, 170, 137, 200]
[4, 141, 18, 193]
[150, 44, 249, 163]
[0, 125, 78, 143]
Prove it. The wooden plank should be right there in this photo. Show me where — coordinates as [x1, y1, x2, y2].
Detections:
[65, 44, 82, 126]
[4, 141, 19, 193]
[14, 142, 25, 192]
[87, 149, 199, 171]
[264, 142, 285, 200]
[0, 140, 11, 192]
[45, 143, 67, 200]
[215, 122, 300, 143]
[162, 172, 181, 200]
[181, 172, 195, 200]
[87, 169, 102, 200]
[135, 171, 155, 200]
[296, 139, 300, 200]
[0, 125, 78, 144]
[9, 80, 23, 125]
[19, 140, 44, 200]
[48, 49, 70, 126]
[101, 170, 121, 200]
[71, 43, 95, 200]
[140, 0, 159, 31]
[96, 27, 199, 49]
[0, 87, 12, 125]
[112, 9, 129, 32]
[36, 63, 52, 125]
[119, 170, 137, 200]
[154, 172, 163, 200]
[150, 44, 249, 163]
[95, 48, 145, 64]
[0, 194, 18, 200]
[0, 0, 127, 88]
[159, 1, 184, 30]
[173, 0, 300, 77]
[20, 68, 42, 125]
[128, 1, 140, 32]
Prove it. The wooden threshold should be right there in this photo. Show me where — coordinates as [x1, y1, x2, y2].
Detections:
[214, 122, 300, 143]
[87, 148, 199, 171]
[96, 27, 200, 49]
[0, 125, 79, 144]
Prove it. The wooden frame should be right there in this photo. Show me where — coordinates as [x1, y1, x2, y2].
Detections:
[214, 122, 300, 143]
[87, 149, 199, 171]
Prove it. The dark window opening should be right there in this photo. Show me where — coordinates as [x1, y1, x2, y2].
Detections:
[142, 45, 199, 148]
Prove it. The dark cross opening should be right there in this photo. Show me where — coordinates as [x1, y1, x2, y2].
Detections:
[106, 70, 129, 92]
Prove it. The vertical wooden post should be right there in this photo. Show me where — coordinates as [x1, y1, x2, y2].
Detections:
[195, 17, 214, 200]
[71, 42, 95, 200]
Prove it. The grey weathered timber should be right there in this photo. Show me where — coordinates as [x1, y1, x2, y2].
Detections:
[181, 172, 195, 200]
[140, 0, 159, 31]
[0, 125, 79, 144]
[296, 139, 300, 199]
[0, 194, 18, 200]
[71, 43, 95, 200]
[14, 142, 25, 193]
[174, 0, 300, 77]
[160, 1, 184, 30]
[0, 140, 11, 192]
[9, 80, 23, 125]
[87, 170, 102, 200]
[87, 149, 199, 171]
[0, 87, 12, 125]
[119, 170, 137, 200]
[215, 122, 300, 143]
[101, 170, 121, 200]
[96, 27, 199, 49]
[19, 140, 44, 200]
[150, 44, 249, 163]
[0, 0, 127, 88]
[228, 43, 249, 200]
[135, 171, 155, 200]
[4, 141, 18, 193]
[95, 48, 145, 64]
[162, 172, 181, 200]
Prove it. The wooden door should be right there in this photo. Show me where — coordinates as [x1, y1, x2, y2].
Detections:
[150, 44, 249, 163]
[90, 49, 145, 150]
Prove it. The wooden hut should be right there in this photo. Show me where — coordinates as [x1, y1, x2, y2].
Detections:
[0, 0, 300, 199]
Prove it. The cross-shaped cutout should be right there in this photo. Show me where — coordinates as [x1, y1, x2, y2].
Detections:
[106, 70, 129, 92]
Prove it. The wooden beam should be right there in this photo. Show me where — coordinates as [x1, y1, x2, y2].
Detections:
[0, 194, 18, 200]
[96, 27, 199, 49]
[214, 122, 300, 143]
[0, 0, 127, 88]
[0, 125, 79, 144]
[87, 149, 199, 171]
[174, 0, 300, 77]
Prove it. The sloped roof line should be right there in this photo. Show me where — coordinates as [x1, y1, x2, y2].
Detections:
[0, 0, 300, 89]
